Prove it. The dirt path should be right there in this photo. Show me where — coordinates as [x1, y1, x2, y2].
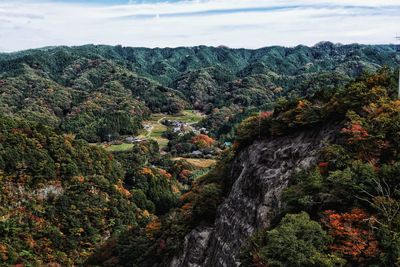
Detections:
[144, 116, 165, 138]
[145, 125, 153, 138]
[157, 117, 166, 124]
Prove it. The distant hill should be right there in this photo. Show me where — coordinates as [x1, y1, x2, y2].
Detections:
[0, 43, 398, 141]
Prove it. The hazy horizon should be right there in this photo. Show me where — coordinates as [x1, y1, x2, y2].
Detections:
[0, 0, 399, 52]
[1, 41, 399, 54]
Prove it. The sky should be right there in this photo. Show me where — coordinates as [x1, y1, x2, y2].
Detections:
[0, 0, 399, 52]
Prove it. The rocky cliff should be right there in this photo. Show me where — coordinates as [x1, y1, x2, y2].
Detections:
[171, 123, 338, 267]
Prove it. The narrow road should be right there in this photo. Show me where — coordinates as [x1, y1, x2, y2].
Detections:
[145, 125, 153, 138]
[158, 117, 166, 124]
[145, 116, 165, 138]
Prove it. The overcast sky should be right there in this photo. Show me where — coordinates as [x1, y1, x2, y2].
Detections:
[0, 0, 399, 52]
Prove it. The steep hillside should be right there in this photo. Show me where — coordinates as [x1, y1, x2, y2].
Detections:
[88, 69, 400, 267]
[0, 115, 199, 265]
[0, 116, 142, 265]
[171, 123, 339, 266]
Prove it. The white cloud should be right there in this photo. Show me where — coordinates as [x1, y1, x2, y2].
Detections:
[0, 0, 399, 52]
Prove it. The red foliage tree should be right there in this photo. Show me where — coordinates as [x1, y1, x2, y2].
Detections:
[318, 161, 329, 174]
[318, 162, 329, 168]
[341, 123, 369, 144]
[179, 169, 192, 181]
[322, 209, 379, 261]
[260, 111, 273, 119]
[192, 134, 215, 148]
[158, 168, 172, 180]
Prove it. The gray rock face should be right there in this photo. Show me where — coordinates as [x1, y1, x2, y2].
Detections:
[169, 227, 213, 267]
[171, 124, 338, 267]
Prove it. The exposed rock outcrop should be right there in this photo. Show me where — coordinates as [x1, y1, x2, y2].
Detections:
[171, 124, 338, 267]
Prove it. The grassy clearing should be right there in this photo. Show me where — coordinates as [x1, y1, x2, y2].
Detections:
[151, 123, 167, 138]
[149, 110, 203, 124]
[154, 137, 169, 148]
[138, 123, 168, 148]
[103, 143, 135, 152]
[168, 110, 204, 124]
[172, 157, 217, 168]
[139, 110, 203, 149]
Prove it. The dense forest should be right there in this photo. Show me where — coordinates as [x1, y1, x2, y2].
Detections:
[88, 69, 400, 267]
[0, 43, 398, 142]
[0, 44, 399, 266]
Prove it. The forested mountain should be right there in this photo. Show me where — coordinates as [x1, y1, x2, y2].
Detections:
[0, 43, 398, 141]
[89, 68, 400, 267]
[0, 114, 196, 265]
[1, 43, 400, 266]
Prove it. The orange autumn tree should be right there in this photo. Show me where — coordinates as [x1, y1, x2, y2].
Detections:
[192, 134, 215, 148]
[158, 168, 172, 180]
[114, 179, 132, 198]
[145, 218, 162, 239]
[322, 209, 379, 261]
[179, 169, 192, 181]
[341, 123, 369, 144]
[140, 167, 153, 176]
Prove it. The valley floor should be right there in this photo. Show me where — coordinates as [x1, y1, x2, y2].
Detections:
[100, 109, 218, 171]
[99, 109, 204, 152]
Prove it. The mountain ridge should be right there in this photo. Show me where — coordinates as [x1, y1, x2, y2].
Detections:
[1, 41, 400, 266]
[0, 42, 398, 142]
